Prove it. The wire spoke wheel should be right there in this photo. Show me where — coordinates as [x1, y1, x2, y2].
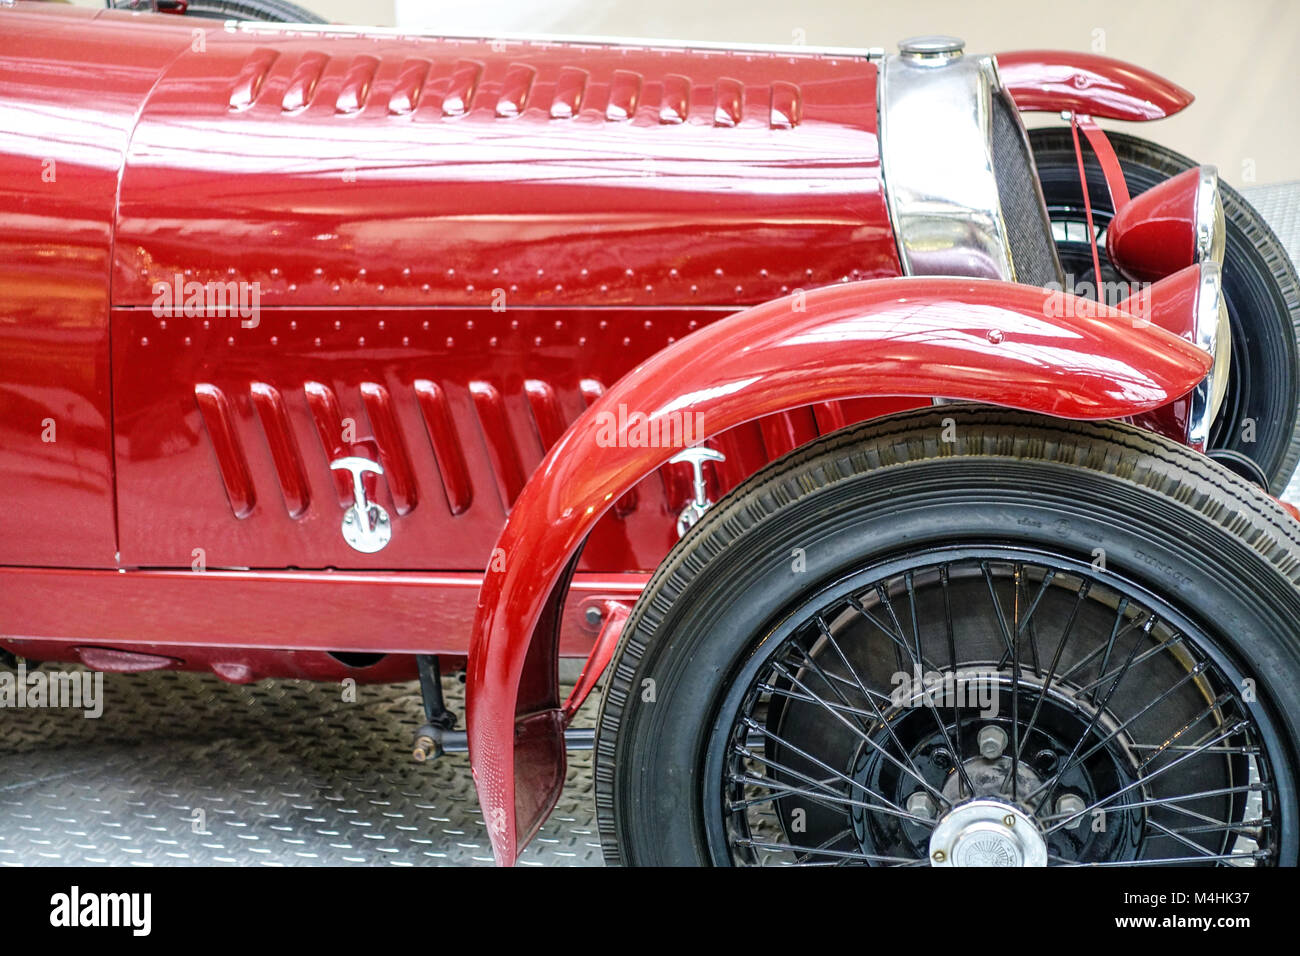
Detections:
[711, 551, 1277, 867]
[595, 408, 1300, 867]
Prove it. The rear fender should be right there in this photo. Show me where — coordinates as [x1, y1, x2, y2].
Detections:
[467, 276, 1213, 864]
[997, 50, 1194, 121]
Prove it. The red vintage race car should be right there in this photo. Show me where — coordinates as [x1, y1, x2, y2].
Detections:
[3, 1, 1300, 869]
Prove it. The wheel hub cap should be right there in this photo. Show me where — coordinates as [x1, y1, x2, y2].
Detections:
[929, 799, 1047, 867]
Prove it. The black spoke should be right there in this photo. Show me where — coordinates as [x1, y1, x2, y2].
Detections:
[1087, 784, 1264, 816]
[1146, 819, 1222, 858]
[732, 746, 921, 824]
[1071, 663, 1212, 767]
[1043, 721, 1250, 835]
[741, 718, 938, 828]
[1030, 613, 1158, 809]
[1071, 634, 1187, 696]
[1015, 579, 1089, 761]
[814, 616, 941, 805]
[847, 595, 977, 796]
[1136, 699, 1233, 774]
[770, 659, 947, 804]
[1053, 618, 1151, 688]
[786, 640, 878, 740]
[1052, 852, 1270, 867]
[846, 594, 943, 674]
[730, 773, 865, 815]
[757, 681, 892, 720]
[940, 565, 963, 790]
[718, 554, 1280, 867]
[1157, 817, 1269, 838]
[735, 836, 915, 865]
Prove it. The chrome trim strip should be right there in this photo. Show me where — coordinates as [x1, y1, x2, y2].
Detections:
[1195, 166, 1227, 266]
[1189, 259, 1231, 447]
[879, 44, 1016, 280]
[223, 21, 883, 59]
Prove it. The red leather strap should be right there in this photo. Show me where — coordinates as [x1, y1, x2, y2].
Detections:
[1070, 113, 1104, 287]
[1077, 115, 1131, 209]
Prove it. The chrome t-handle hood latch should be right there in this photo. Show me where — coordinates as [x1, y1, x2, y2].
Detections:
[669, 446, 726, 538]
[330, 455, 392, 553]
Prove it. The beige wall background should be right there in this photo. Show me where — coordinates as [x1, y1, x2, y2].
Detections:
[77, 0, 1300, 186]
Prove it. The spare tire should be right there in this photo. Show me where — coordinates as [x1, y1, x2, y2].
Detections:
[1030, 128, 1300, 494]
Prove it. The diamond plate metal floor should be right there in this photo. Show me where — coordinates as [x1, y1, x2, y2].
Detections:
[3, 184, 1299, 870]
[0, 669, 602, 867]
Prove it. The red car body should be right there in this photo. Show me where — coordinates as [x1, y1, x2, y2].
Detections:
[0, 2, 1215, 862]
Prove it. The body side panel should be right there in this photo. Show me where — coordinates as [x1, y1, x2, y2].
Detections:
[104, 21, 900, 570]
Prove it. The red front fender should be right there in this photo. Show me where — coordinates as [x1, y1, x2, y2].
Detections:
[997, 50, 1193, 121]
[467, 277, 1212, 864]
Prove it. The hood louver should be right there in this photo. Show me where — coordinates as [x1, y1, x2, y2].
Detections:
[228, 47, 803, 128]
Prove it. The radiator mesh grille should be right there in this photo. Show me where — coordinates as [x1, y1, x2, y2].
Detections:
[991, 93, 1064, 289]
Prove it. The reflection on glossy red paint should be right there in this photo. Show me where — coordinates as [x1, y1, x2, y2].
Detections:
[1107, 168, 1206, 281]
[996, 50, 1194, 121]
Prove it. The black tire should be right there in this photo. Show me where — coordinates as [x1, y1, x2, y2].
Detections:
[1030, 128, 1300, 494]
[595, 406, 1300, 866]
[113, 0, 328, 22]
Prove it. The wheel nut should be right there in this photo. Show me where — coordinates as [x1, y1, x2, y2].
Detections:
[906, 791, 937, 820]
[977, 725, 1009, 760]
[412, 734, 435, 762]
[1056, 793, 1086, 829]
